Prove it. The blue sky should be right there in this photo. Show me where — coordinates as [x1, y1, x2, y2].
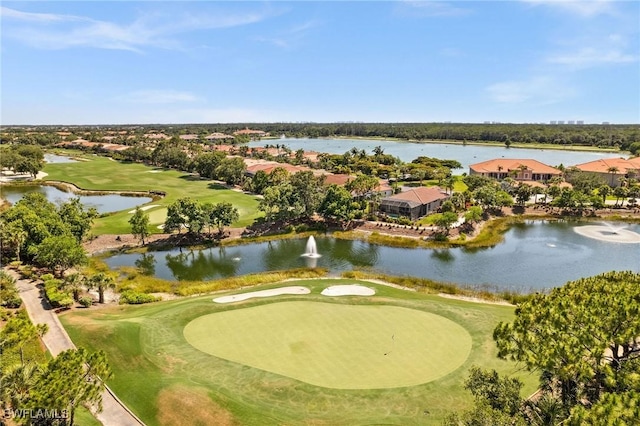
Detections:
[1, 1, 639, 125]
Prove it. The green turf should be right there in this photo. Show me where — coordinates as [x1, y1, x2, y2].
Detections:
[184, 301, 472, 389]
[61, 279, 537, 425]
[42, 151, 262, 234]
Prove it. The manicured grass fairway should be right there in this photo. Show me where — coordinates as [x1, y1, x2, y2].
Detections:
[42, 151, 262, 234]
[61, 279, 537, 425]
[184, 301, 472, 389]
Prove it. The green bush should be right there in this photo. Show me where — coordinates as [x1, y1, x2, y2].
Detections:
[0, 271, 21, 308]
[78, 296, 93, 308]
[42, 276, 72, 308]
[119, 291, 161, 305]
[295, 224, 309, 233]
[58, 297, 74, 309]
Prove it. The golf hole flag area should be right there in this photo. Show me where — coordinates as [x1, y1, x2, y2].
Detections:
[183, 301, 471, 389]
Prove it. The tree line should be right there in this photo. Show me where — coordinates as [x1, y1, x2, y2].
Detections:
[4, 122, 639, 151]
[446, 271, 640, 425]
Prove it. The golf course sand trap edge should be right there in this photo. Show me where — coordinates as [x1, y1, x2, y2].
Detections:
[321, 285, 375, 297]
[127, 205, 159, 214]
[213, 286, 310, 303]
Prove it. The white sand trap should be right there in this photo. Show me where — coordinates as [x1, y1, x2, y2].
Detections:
[213, 286, 310, 303]
[147, 170, 163, 173]
[321, 285, 375, 297]
[574, 225, 640, 244]
[127, 205, 159, 214]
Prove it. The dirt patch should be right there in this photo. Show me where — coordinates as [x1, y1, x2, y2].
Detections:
[156, 385, 238, 426]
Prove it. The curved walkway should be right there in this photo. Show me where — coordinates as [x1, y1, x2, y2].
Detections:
[6, 268, 144, 426]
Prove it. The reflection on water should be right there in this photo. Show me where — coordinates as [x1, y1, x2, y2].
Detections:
[104, 222, 640, 292]
[134, 253, 156, 276]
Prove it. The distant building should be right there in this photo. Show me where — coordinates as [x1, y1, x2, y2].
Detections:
[557, 121, 565, 125]
[568, 120, 575, 125]
[577, 120, 584, 125]
[469, 159, 561, 182]
[379, 186, 450, 220]
[573, 158, 640, 187]
[550, 121, 557, 125]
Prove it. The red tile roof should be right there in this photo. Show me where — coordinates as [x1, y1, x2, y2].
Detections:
[573, 157, 640, 174]
[385, 186, 449, 205]
[470, 159, 561, 175]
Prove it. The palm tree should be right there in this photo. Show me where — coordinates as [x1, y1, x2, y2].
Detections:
[87, 273, 116, 304]
[1, 363, 42, 411]
[607, 166, 619, 186]
[63, 272, 86, 302]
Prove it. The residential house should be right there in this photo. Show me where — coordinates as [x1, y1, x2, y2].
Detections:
[573, 158, 640, 187]
[469, 159, 561, 182]
[379, 186, 450, 220]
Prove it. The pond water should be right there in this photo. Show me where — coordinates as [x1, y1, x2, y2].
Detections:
[104, 221, 640, 292]
[1, 185, 153, 214]
[248, 138, 622, 174]
[44, 153, 78, 163]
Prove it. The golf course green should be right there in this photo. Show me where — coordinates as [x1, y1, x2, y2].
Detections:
[61, 279, 537, 425]
[184, 301, 472, 389]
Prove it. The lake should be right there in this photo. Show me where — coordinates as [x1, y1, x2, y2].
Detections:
[248, 138, 622, 174]
[104, 221, 640, 292]
[1, 185, 153, 214]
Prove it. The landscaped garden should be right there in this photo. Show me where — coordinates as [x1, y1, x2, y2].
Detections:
[60, 279, 537, 425]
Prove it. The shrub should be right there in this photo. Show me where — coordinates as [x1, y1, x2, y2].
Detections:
[78, 296, 93, 308]
[119, 291, 160, 305]
[58, 297, 74, 309]
[295, 224, 309, 233]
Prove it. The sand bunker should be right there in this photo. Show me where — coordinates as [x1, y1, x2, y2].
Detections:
[574, 225, 640, 244]
[213, 286, 310, 303]
[321, 285, 375, 297]
[127, 205, 159, 214]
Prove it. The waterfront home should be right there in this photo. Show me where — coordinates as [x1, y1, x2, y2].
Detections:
[573, 158, 640, 187]
[379, 186, 450, 220]
[469, 159, 561, 182]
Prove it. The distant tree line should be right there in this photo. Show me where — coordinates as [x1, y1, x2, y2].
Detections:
[3, 123, 640, 151]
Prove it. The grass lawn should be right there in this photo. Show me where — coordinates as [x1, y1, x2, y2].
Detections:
[61, 279, 537, 425]
[42, 151, 262, 234]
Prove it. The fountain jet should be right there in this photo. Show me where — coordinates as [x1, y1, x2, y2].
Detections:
[301, 236, 322, 258]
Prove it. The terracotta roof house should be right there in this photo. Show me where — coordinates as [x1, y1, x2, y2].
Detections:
[379, 186, 450, 220]
[179, 134, 200, 141]
[322, 174, 354, 186]
[233, 128, 268, 138]
[144, 133, 170, 140]
[469, 159, 561, 182]
[573, 157, 640, 187]
[205, 133, 234, 142]
[245, 162, 310, 177]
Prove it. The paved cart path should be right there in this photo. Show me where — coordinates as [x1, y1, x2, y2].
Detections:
[7, 268, 144, 426]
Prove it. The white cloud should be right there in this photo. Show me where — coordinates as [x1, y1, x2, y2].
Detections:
[116, 90, 201, 104]
[254, 20, 319, 49]
[521, 0, 617, 17]
[486, 76, 575, 105]
[0, 6, 86, 23]
[395, 1, 472, 18]
[548, 47, 637, 67]
[1, 6, 277, 52]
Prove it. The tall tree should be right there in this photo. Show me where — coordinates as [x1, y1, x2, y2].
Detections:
[206, 202, 239, 236]
[32, 348, 112, 426]
[29, 235, 87, 277]
[318, 185, 361, 228]
[58, 198, 98, 242]
[129, 206, 150, 244]
[494, 271, 640, 415]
